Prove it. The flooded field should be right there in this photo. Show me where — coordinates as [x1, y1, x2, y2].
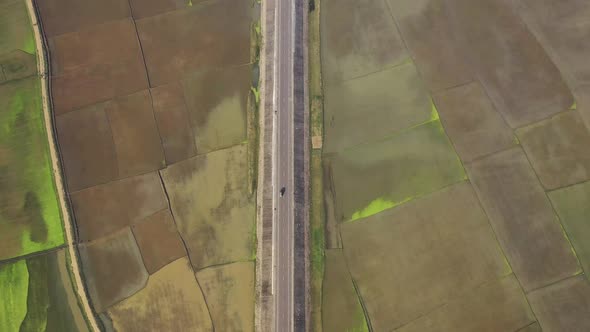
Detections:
[315, 0, 590, 330]
[32, 0, 260, 328]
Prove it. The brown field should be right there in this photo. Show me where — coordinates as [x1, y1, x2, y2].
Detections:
[160, 144, 255, 269]
[548, 181, 590, 279]
[322, 249, 368, 332]
[132, 209, 186, 274]
[70, 172, 167, 242]
[323, 62, 433, 153]
[79, 227, 148, 312]
[466, 147, 580, 291]
[151, 82, 197, 164]
[340, 183, 510, 331]
[318, 0, 590, 330]
[528, 276, 590, 331]
[397, 275, 534, 332]
[36, 0, 130, 37]
[385, 0, 472, 91]
[516, 111, 590, 190]
[33, 0, 258, 324]
[55, 101, 119, 191]
[433, 82, 515, 162]
[517, 0, 590, 88]
[136, 0, 253, 87]
[129, 0, 192, 20]
[183, 65, 251, 153]
[48, 18, 148, 114]
[105, 90, 165, 177]
[108, 257, 213, 331]
[321, 0, 407, 82]
[196, 261, 255, 332]
[446, 0, 572, 128]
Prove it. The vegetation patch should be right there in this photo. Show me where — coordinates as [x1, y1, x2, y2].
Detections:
[0, 260, 29, 331]
[0, 77, 64, 260]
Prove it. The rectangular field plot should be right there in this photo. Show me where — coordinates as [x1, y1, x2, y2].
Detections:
[517, 0, 590, 88]
[79, 228, 148, 312]
[323, 62, 433, 153]
[548, 181, 590, 279]
[325, 120, 465, 223]
[321, 0, 407, 82]
[129, 0, 193, 19]
[446, 0, 572, 128]
[196, 262, 255, 332]
[0, 77, 64, 260]
[433, 82, 515, 162]
[108, 257, 213, 331]
[151, 82, 197, 164]
[160, 144, 255, 269]
[466, 147, 580, 291]
[0, 0, 35, 55]
[55, 100, 118, 191]
[0, 250, 90, 332]
[386, 0, 472, 91]
[49, 18, 148, 114]
[322, 249, 368, 332]
[397, 275, 534, 332]
[136, 0, 253, 86]
[340, 183, 510, 331]
[516, 111, 590, 190]
[70, 172, 167, 242]
[183, 65, 251, 154]
[528, 276, 590, 331]
[37, 0, 130, 37]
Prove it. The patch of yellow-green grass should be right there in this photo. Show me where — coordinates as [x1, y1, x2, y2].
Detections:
[0, 78, 65, 260]
[0, 260, 29, 331]
[350, 196, 412, 222]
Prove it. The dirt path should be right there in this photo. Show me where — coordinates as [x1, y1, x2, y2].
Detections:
[24, 1, 100, 331]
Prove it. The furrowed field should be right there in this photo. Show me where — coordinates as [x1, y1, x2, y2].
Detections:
[313, 0, 590, 331]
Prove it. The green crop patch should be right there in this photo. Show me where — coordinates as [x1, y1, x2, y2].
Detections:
[0, 77, 65, 260]
[0, 260, 29, 331]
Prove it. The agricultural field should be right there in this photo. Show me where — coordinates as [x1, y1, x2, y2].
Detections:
[314, 0, 590, 331]
[32, 0, 261, 329]
[0, 0, 92, 331]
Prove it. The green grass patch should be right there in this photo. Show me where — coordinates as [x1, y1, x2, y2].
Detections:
[0, 78, 65, 260]
[0, 260, 29, 331]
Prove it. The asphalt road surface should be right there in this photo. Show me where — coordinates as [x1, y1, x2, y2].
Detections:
[272, 0, 295, 330]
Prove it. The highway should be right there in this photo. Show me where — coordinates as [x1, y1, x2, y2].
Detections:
[272, 0, 295, 329]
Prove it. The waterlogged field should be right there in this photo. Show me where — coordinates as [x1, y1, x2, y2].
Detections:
[36, 0, 260, 327]
[316, 0, 590, 330]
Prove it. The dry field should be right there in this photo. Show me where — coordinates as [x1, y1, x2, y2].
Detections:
[317, 0, 590, 330]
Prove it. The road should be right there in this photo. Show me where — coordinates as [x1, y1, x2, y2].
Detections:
[272, 0, 295, 329]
